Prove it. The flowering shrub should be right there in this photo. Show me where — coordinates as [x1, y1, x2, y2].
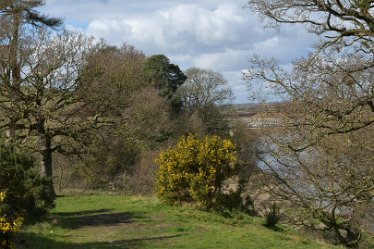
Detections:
[155, 134, 237, 209]
[0, 192, 23, 249]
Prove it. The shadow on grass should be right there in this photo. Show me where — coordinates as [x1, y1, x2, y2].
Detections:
[53, 209, 145, 229]
[263, 224, 284, 232]
[54, 209, 113, 217]
[17, 232, 184, 249]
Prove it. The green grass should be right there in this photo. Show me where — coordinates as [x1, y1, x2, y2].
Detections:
[17, 195, 343, 249]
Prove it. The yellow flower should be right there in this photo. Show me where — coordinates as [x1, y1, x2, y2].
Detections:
[0, 217, 23, 233]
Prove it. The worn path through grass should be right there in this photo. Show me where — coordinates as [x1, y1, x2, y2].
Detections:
[18, 195, 342, 249]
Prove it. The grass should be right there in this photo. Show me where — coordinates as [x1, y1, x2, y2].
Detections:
[17, 195, 343, 249]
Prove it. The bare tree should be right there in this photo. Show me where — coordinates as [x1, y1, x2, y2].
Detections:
[246, 0, 374, 247]
[248, 0, 374, 51]
[178, 68, 233, 134]
[179, 68, 233, 114]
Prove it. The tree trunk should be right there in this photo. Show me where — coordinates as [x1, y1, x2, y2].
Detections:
[38, 131, 56, 198]
[10, 10, 21, 87]
[40, 136, 53, 177]
[5, 10, 21, 142]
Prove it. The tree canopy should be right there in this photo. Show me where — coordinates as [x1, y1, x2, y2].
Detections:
[0, 1, 103, 196]
[178, 68, 233, 134]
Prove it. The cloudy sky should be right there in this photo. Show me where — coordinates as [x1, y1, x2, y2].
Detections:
[41, 0, 316, 103]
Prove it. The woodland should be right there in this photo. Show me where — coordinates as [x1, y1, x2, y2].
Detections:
[0, 1, 373, 248]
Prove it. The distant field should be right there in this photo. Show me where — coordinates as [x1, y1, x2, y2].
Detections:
[17, 195, 343, 249]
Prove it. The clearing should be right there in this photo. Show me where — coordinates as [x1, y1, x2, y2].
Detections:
[17, 195, 342, 249]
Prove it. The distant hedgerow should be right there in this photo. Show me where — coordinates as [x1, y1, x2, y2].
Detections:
[155, 134, 237, 209]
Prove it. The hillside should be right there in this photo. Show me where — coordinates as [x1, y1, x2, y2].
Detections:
[17, 195, 343, 249]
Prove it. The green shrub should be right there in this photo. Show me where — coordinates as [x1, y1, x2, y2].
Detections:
[155, 134, 237, 209]
[0, 143, 55, 222]
[264, 202, 280, 228]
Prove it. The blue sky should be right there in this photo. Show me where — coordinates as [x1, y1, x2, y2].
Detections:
[41, 0, 316, 103]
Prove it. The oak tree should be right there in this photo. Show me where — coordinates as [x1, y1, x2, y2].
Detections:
[0, 26, 97, 196]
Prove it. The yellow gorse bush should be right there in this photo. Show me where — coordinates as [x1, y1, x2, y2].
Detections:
[155, 134, 237, 208]
[0, 217, 23, 233]
[0, 192, 23, 249]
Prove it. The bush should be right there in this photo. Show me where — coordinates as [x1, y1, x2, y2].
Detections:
[264, 202, 280, 228]
[155, 134, 237, 209]
[0, 192, 23, 249]
[121, 150, 160, 195]
[0, 143, 55, 221]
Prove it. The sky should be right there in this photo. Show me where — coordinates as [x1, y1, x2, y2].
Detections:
[41, 0, 317, 103]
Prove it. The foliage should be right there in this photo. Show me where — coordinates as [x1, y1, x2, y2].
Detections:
[0, 2, 105, 196]
[179, 68, 233, 114]
[0, 143, 55, 221]
[65, 88, 174, 191]
[155, 134, 237, 209]
[125, 88, 174, 145]
[64, 51, 185, 193]
[178, 68, 234, 135]
[76, 136, 142, 189]
[77, 42, 147, 116]
[264, 202, 280, 228]
[121, 150, 160, 195]
[0, 192, 23, 249]
[143, 54, 187, 114]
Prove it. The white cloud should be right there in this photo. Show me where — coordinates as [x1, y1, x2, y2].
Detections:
[41, 0, 317, 103]
[161, 4, 241, 45]
[86, 20, 133, 44]
[191, 49, 249, 72]
[84, 3, 259, 54]
[252, 25, 315, 63]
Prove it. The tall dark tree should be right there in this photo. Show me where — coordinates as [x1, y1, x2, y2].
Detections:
[143, 54, 187, 113]
[0, 0, 62, 88]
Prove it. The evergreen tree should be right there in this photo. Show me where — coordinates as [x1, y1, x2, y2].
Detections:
[143, 54, 187, 113]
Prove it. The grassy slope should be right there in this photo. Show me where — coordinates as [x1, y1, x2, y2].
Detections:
[18, 195, 343, 249]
